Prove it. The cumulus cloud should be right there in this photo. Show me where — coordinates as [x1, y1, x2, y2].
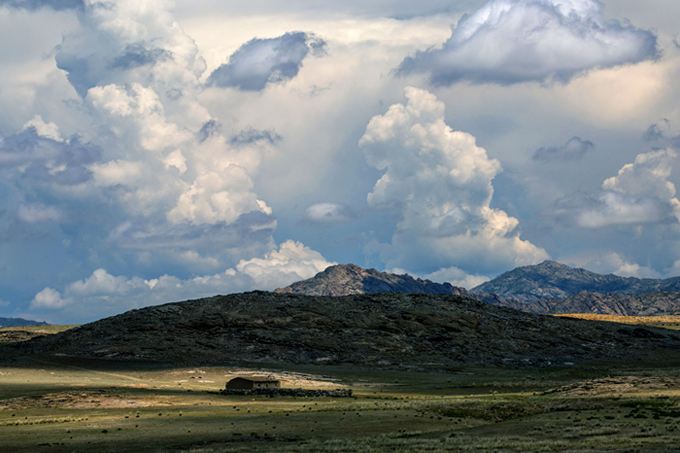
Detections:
[533, 136, 593, 162]
[564, 252, 661, 279]
[207, 32, 326, 91]
[55, 1, 207, 98]
[0, 0, 83, 10]
[554, 191, 668, 228]
[553, 149, 680, 227]
[17, 203, 64, 223]
[31, 287, 66, 309]
[0, 127, 100, 186]
[0, 0, 335, 321]
[643, 119, 680, 147]
[359, 87, 548, 274]
[422, 266, 490, 289]
[397, 0, 658, 86]
[29, 240, 334, 322]
[302, 203, 357, 225]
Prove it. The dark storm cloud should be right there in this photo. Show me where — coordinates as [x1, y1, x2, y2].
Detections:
[533, 137, 593, 162]
[107, 43, 172, 70]
[0, 128, 100, 185]
[0, 0, 83, 10]
[397, 0, 658, 86]
[230, 128, 282, 145]
[207, 32, 326, 91]
[198, 120, 219, 142]
[643, 119, 680, 148]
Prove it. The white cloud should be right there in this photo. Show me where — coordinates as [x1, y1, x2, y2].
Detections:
[31, 287, 66, 309]
[21, 114, 62, 141]
[28, 240, 334, 321]
[554, 148, 680, 228]
[17, 202, 63, 223]
[359, 87, 548, 273]
[398, 0, 658, 85]
[235, 239, 335, 289]
[563, 252, 661, 278]
[422, 266, 490, 289]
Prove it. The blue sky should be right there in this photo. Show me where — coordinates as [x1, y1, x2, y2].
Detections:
[0, 0, 679, 323]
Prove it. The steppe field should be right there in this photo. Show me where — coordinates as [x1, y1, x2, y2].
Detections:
[3, 322, 680, 452]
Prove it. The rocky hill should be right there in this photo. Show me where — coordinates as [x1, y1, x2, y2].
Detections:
[275, 263, 468, 296]
[275, 263, 504, 304]
[5, 292, 680, 369]
[472, 260, 680, 302]
[0, 317, 48, 328]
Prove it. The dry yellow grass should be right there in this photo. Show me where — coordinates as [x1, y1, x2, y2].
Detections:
[554, 313, 680, 329]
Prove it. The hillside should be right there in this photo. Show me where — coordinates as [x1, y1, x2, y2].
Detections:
[472, 260, 680, 302]
[532, 291, 680, 316]
[5, 291, 680, 368]
[0, 317, 49, 328]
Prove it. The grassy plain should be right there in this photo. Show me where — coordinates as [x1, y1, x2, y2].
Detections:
[3, 358, 680, 452]
[3, 323, 680, 452]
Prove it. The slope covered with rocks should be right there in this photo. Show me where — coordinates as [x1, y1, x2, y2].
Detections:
[6, 292, 680, 369]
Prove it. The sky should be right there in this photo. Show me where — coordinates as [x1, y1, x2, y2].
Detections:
[0, 0, 679, 324]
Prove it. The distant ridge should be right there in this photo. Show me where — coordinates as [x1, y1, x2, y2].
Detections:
[274, 263, 502, 303]
[472, 260, 680, 302]
[0, 317, 49, 328]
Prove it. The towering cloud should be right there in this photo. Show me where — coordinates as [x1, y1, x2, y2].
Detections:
[0, 0, 335, 321]
[359, 87, 548, 274]
[397, 0, 658, 85]
[0, 0, 83, 10]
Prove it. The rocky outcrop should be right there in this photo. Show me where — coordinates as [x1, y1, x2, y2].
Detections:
[6, 291, 680, 369]
[471, 260, 680, 302]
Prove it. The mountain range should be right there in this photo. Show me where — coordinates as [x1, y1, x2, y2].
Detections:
[276, 262, 680, 317]
[275, 263, 502, 304]
[471, 260, 680, 301]
[0, 317, 48, 328]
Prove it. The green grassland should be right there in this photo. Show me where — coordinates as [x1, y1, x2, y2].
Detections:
[3, 356, 680, 452]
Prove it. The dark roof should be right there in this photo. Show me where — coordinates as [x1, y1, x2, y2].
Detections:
[227, 376, 279, 383]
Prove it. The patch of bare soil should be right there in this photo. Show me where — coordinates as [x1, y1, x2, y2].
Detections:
[544, 376, 680, 396]
[0, 331, 47, 344]
[0, 390, 162, 410]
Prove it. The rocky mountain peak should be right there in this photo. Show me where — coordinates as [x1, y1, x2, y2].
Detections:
[472, 260, 680, 302]
[274, 263, 470, 297]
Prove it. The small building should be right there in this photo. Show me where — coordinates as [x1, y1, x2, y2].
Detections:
[225, 376, 281, 390]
